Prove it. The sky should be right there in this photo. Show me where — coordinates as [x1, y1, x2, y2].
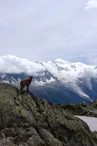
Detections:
[0, 0, 97, 64]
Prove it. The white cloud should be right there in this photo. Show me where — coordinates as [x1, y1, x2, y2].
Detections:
[0, 55, 45, 75]
[0, 0, 97, 62]
[86, 0, 97, 9]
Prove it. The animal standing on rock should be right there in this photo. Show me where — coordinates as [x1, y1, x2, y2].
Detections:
[20, 76, 33, 92]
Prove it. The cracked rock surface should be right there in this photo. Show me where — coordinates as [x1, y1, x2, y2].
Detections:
[0, 83, 97, 146]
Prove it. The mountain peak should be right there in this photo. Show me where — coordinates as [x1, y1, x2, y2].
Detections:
[54, 58, 71, 64]
[55, 58, 65, 62]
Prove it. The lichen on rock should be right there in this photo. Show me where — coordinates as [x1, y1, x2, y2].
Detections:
[0, 83, 97, 146]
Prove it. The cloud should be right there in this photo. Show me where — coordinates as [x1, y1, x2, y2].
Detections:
[0, 55, 45, 75]
[0, 0, 97, 63]
[86, 0, 97, 9]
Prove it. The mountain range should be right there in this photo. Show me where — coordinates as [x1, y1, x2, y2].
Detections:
[0, 55, 97, 104]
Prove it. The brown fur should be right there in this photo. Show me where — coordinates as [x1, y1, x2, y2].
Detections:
[20, 76, 33, 92]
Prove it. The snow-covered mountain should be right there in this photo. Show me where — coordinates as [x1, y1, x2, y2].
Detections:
[0, 55, 97, 104]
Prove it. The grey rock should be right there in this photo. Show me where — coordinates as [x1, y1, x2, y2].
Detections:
[39, 128, 62, 146]
[25, 127, 38, 137]
[27, 135, 44, 146]
[0, 128, 17, 137]
[0, 83, 96, 146]
[19, 142, 29, 146]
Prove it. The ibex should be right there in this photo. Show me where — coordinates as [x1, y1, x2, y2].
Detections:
[20, 76, 33, 92]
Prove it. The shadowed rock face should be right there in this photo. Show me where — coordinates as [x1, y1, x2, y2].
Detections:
[0, 83, 97, 146]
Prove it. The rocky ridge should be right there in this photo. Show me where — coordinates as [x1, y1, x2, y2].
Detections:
[60, 100, 97, 117]
[0, 83, 97, 146]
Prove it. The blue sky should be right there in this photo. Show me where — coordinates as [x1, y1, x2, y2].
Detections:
[0, 0, 97, 64]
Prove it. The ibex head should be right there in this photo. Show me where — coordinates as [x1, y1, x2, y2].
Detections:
[29, 75, 33, 80]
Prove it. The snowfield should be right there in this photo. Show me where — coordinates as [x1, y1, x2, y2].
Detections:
[75, 116, 97, 132]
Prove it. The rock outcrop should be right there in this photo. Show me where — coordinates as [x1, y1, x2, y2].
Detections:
[0, 83, 97, 146]
[60, 100, 97, 117]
